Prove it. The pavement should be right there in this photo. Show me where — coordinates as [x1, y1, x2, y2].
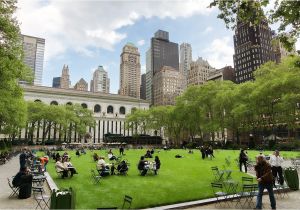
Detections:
[0, 156, 51, 210]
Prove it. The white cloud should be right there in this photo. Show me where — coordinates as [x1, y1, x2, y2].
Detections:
[202, 37, 234, 68]
[203, 26, 213, 34]
[137, 39, 145, 46]
[16, 0, 213, 61]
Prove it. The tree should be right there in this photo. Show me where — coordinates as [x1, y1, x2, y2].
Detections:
[0, 0, 33, 137]
[209, 0, 300, 51]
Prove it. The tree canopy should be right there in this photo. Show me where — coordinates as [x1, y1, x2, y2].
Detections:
[0, 0, 33, 135]
[126, 56, 300, 146]
[209, 0, 300, 51]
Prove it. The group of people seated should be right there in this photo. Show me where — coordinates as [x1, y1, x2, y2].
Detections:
[138, 155, 161, 176]
[96, 155, 129, 176]
[55, 156, 78, 178]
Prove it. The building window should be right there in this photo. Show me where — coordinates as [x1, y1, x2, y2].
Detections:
[119, 106, 126, 115]
[107, 105, 114, 114]
[94, 104, 101, 113]
[131, 107, 137, 113]
[66, 102, 72, 106]
[34, 99, 42, 103]
[50, 101, 58, 106]
[81, 103, 88, 109]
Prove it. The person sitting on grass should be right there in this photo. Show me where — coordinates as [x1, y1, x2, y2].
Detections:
[138, 156, 148, 176]
[81, 148, 86, 155]
[96, 156, 110, 177]
[108, 149, 117, 161]
[63, 157, 78, 177]
[55, 157, 68, 178]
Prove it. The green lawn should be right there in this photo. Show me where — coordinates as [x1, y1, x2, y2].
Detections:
[42, 149, 299, 209]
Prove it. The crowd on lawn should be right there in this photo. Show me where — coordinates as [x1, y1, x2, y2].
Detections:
[7, 143, 296, 210]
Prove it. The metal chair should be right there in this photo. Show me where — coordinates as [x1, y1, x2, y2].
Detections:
[91, 169, 101, 184]
[236, 184, 257, 208]
[32, 186, 50, 210]
[211, 166, 224, 182]
[7, 178, 19, 197]
[122, 195, 133, 209]
[242, 176, 253, 184]
[211, 182, 229, 207]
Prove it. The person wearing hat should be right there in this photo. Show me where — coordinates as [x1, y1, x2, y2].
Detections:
[269, 150, 284, 185]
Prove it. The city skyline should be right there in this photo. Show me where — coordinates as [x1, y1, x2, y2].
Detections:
[16, 0, 300, 94]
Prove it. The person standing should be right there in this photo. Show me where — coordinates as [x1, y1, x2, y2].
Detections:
[200, 146, 205, 159]
[239, 149, 248, 173]
[19, 148, 28, 170]
[269, 150, 284, 185]
[119, 145, 124, 155]
[254, 156, 276, 209]
[154, 156, 161, 175]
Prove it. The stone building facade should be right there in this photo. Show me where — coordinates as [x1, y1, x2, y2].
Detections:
[19, 85, 149, 143]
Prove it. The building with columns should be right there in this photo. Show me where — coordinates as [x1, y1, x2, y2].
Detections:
[20, 85, 149, 143]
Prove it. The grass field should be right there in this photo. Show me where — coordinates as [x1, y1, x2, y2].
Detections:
[42, 149, 300, 209]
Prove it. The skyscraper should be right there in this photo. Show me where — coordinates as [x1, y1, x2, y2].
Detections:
[145, 48, 152, 102]
[140, 73, 146, 100]
[91, 66, 110, 93]
[60, 65, 70, 89]
[119, 43, 141, 98]
[188, 57, 215, 86]
[52, 77, 61, 88]
[21, 34, 45, 85]
[151, 30, 179, 76]
[179, 43, 192, 89]
[233, 19, 275, 83]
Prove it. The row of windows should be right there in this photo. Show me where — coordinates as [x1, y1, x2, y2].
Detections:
[34, 100, 129, 115]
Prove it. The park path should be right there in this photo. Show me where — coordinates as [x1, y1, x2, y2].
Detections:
[185, 159, 300, 210]
[0, 156, 36, 209]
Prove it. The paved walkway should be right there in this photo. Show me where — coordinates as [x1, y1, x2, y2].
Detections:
[0, 156, 36, 209]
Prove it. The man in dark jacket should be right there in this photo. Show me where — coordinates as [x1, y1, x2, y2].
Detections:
[19, 148, 27, 170]
[239, 149, 248, 172]
[13, 167, 33, 199]
[254, 155, 276, 209]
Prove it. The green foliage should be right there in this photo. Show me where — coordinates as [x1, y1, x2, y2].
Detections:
[126, 56, 300, 144]
[209, 0, 300, 51]
[0, 0, 33, 136]
[26, 102, 95, 142]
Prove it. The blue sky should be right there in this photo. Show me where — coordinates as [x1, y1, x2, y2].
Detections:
[16, 0, 299, 94]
